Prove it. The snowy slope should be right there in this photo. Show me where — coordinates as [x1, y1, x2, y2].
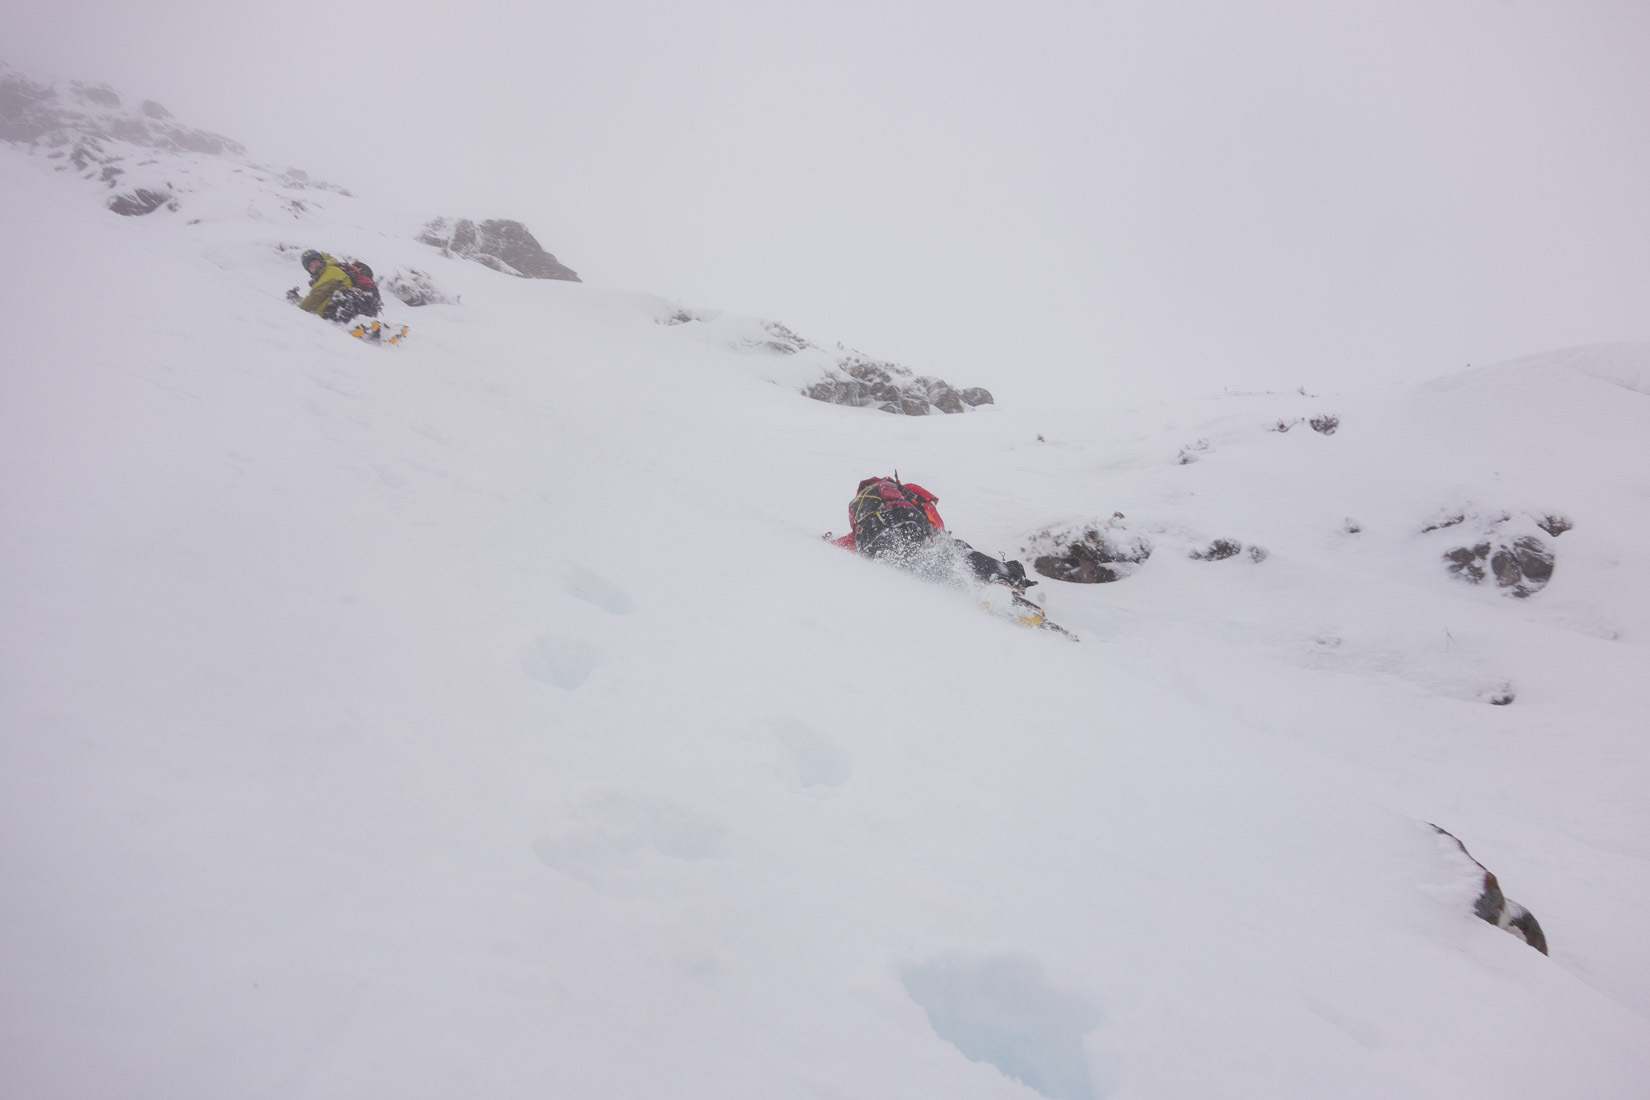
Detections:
[3, 127, 1649, 1100]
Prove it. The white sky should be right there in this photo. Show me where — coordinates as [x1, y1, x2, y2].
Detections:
[7, 0, 1649, 404]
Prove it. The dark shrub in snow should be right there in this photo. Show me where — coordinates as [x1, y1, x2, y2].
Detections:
[1190, 539, 1244, 562]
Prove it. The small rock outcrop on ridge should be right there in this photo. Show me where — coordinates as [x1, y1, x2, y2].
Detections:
[0, 67, 244, 156]
[804, 353, 992, 416]
[418, 217, 581, 282]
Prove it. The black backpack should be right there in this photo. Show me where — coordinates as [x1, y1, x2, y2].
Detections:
[849, 476, 940, 551]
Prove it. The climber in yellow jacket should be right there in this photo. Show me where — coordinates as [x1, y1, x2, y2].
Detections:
[288, 249, 381, 325]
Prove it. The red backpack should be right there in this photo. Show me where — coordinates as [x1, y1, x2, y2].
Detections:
[339, 260, 377, 293]
[848, 476, 944, 551]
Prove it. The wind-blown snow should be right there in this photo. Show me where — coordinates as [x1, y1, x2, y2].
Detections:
[2, 134, 1648, 1099]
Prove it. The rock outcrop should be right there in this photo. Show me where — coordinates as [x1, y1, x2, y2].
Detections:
[417, 217, 580, 281]
[1427, 507, 1569, 598]
[804, 353, 992, 416]
[107, 187, 174, 217]
[1021, 516, 1151, 583]
[1, 66, 246, 158]
[1431, 826, 1548, 954]
[1, 64, 352, 223]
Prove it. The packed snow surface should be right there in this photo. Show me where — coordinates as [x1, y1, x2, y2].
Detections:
[3, 138, 1649, 1100]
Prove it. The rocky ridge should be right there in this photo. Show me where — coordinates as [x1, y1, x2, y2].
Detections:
[0, 63, 350, 218]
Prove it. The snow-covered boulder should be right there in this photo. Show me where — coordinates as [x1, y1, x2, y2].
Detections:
[417, 216, 580, 281]
[1021, 516, 1152, 583]
[381, 267, 459, 308]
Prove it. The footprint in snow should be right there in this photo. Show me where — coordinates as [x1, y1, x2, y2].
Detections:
[903, 954, 1107, 1100]
[566, 564, 633, 615]
[533, 793, 727, 893]
[520, 635, 600, 691]
[773, 719, 853, 795]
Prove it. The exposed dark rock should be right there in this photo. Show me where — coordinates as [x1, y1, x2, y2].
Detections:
[1191, 539, 1244, 561]
[923, 378, 966, 414]
[1444, 535, 1553, 597]
[1445, 542, 1492, 584]
[418, 217, 580, 281]
[107, 188, 172, 216]
[140, 99, 171, 120]
[1022, 519, 1151, 584]
[804, 379, 856, 406]
[1309, 414, 1340, 435]
[1422, 512, 1467, 533]
[1248, 545, 1269, 563]
[1508, 537, 1554, 585]
[1344, 518, 1362, 534]
[1431, 826, 1548, 954]
[382, 268, 459, 308]
[960, 387, 994, 407]
[1536, 514, 1574, 538]
[759, 321, 809, 354]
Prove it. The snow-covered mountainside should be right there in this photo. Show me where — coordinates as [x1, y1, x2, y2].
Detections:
[3, 88, 1649, 1100]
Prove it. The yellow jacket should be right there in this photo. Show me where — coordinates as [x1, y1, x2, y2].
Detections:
[297, 254, 353, 315]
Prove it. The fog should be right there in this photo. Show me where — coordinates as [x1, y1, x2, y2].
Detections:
[8, 0, 1648, 405]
